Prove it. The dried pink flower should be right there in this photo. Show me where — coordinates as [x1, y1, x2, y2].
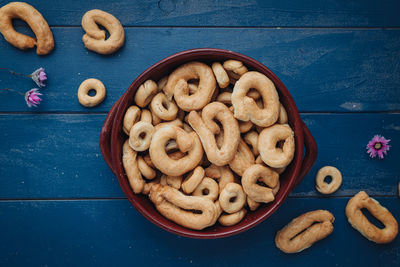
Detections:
[366, 135, 391, 159]
[24, 88, 42, 108]
[30, 67, 47, 88]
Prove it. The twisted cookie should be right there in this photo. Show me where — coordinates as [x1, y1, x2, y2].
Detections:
[149, 184, 219, 230]
[0, 2, 54, 55]
[81, 9, 124, 54]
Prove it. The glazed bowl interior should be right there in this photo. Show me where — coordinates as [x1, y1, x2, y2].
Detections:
[110, 48, 305, 239]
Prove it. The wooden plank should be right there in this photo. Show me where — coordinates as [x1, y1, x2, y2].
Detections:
[1, 197, 399, 266]
[1, 28, 400, 112]
[0, 113, 398, 199]
[0, 114, 122, 199]
[293, 113, 400, 197]
[2, 0, 400, 27]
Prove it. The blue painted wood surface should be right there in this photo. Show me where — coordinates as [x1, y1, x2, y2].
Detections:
[0, 113, 399, 199]
[1, 28, 400, 112]
[1, 198, 400, 266]
[0, 0, 399, 266]
[2, 0, 400, 27]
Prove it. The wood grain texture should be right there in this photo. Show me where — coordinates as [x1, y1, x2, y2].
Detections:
[0, 28, 399, 112]
[1, 0, 400, 27]
[0, 1, 398, 265]
[294, 113, 400, 197]
[1, 197, 399, 266]
[0, 114, 121, 199]
[0, 113, 398, 199]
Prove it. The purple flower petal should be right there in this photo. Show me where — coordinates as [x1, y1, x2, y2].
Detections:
[366, 134, 391, 159]
[30, 67, 47, 88]
[25, 88, 42, 108]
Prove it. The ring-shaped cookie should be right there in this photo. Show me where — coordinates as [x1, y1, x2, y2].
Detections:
[137, 156, 156, 180]
[216, 92, 232, 105]
[188, 102, 240, 166]
[275, 210, 335, 253]
[244, 131, 259, 156]
[122, 140, 145, 194]
[212, 62, 229, 88]
[315, 166, 342, 194]
[278, 103, 288, 124]
[182, 166, 205, 194]
[142, 177, 161, 195]
[255, 155, 286, 174]
[247, 178, 280, 211]
[149, 184, 219, 230]
[149, 125, 203, 176]
[77, 78, 106, 107]
[81, 9, 124, 54]
[223, 60, 248, 77]
[345, 191, 398, 244]
[123, 106, 141, 135]
[0, 2, 54, 55]
[228, 139, 255, 176]
[151, 110, 162, 125]
[140, 109, 152, 124]
[163, 61, 216, 111]
[232, 71, 279, 127]
[205, 165, 235, 193]
[129, 121, 154, 152]
[135, 80, 159, 108]
[242, 164, 278, 203]
[218, 209, 247, 226]
[247, 197, 260, 211]
[150, 92, 178, 121]
[157, 76, 168, 91]
[192, 177, 219, 201]
[161, 174, 182, 190]
[258, 124, 295, 168]
[219, 183, 246, 214]
[153, 118, 183, 132]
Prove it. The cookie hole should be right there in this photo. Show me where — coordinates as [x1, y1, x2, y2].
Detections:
[139, 132, 147, 139]
[187, 79, 199, 96]
[88, 89, 97, 96]
[290, 221, 320, 241]
[324, 176, 333, 184]
[12, 19, 35, 38]
[165, 140, 179, 153]
[97, 24, 111, 40]
[361, 208, 385, 229]
[187, 79, 199, 85]
[229, 196, 237, 203]
[256, 179, 267, 187]
[161, 100, 169, 109]
[276, 140, 285, 149]
[171, 201, 203, 215]
[247, 89, 260, 100]
[189, 209, 203, 214]
[202, 188, 210, 195]
[215, 131, 224, 150]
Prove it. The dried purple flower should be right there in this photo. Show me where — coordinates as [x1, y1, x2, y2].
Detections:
[30, 67, 47, 88]
[25, 88, 42, 108]
[366, 135, 391, 159]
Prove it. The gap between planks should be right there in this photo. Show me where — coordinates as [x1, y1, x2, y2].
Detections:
[0, 194, 398, 202]
[0, 111, 398, 115]
[43, 25, 400, 30]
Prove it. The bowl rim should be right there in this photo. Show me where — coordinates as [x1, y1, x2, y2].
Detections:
[110, 48, 305, 239]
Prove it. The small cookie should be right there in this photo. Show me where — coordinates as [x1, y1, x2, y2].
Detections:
[77, 78, 106, 107]
[315, 166, 342, 194]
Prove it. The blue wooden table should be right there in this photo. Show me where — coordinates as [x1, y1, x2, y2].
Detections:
[1, 0, 400, 266]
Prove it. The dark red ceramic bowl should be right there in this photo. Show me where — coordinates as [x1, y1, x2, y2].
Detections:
[100, 48, 317, 239]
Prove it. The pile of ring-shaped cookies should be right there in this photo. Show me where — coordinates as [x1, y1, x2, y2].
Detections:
[121, 60, 295, 230]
